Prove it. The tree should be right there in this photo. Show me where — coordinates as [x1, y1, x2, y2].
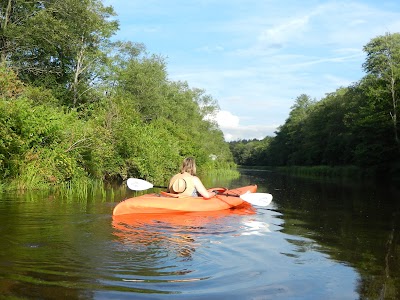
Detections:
[278, 94, 315, 165]
[59, 0, 118, 107]
[116, 53, 169, 121]
[0, 0, 30, 64]
[0, 0, 118, 107]
[363, 32, 400, 149]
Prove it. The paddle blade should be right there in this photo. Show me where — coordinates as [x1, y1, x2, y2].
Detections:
[127, 178, 154, 191]
[240, 192, 273, 207]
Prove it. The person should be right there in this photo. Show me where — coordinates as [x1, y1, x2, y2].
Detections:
[168, 157, 217, 198]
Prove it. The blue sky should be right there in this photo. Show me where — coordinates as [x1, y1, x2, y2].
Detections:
[103, 0, 400, 141]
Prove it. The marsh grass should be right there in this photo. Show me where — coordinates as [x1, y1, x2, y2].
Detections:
[10, 163, 50, 191]
[54, 178, 107, 201]
[276, 165, 363, 180]
[4, 175, 108, 202]
[202, 168, 240, 178]
[3, 165, 240, 202]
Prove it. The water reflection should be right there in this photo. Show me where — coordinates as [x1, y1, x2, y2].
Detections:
[1, 171, 399, 299]
[240, 169, 400, 300]
[111, 204, 257, 258]
[240, 220, 271, 235]
[110, 204, 266, 295]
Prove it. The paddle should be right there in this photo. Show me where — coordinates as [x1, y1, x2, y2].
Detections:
[127, 178, 166, 190]
[126, 178, 273, 207]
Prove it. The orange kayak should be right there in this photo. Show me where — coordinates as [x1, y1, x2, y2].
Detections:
[112, 185, 257, 215]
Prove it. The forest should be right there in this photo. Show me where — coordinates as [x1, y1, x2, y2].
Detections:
[1, 1, 399, 192]
[0, 0, 235, 191]
[230, 33, 400, 180]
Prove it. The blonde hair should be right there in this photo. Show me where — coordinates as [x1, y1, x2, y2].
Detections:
[180, 157, 197, 175]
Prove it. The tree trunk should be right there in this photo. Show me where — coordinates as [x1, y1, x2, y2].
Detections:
[388, 46, 400, 150]
[0, 0, 13, 64]
[71, 36, 86, 107]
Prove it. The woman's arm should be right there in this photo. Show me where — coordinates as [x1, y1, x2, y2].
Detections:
[192, 176, 216, 199]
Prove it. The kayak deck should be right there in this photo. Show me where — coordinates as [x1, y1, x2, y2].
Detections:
[113, 185, 257, 215]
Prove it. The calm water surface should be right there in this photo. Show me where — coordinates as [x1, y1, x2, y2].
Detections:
[0, 170, 399, 299]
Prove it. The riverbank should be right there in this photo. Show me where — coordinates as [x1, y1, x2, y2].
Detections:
[239, 164, 400, 183]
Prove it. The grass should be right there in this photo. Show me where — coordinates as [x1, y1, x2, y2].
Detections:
[277, 165, 363, 179]
[237, 165, 364, 180]
[2, 176, 108, 201]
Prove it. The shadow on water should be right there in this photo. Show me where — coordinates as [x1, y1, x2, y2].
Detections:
[238, 168, 400, 300]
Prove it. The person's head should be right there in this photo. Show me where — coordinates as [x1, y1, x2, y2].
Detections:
[180, 157, 196, 175]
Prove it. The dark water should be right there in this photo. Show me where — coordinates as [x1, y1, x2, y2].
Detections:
[0, 170, 399, 300]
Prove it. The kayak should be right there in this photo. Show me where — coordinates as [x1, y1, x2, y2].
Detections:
[112, 185, 257, 215]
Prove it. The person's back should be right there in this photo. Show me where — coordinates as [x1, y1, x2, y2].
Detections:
[168, 157, 216, 199]
[168, 171, 197, 196]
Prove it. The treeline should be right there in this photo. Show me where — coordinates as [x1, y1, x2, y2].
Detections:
[230, 33, 400, 179]
[0, 0, 235, 190]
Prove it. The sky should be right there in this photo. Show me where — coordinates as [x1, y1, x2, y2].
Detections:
[103, 0, 400, 141]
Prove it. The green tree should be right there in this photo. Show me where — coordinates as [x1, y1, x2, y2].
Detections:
[1, 1, 237, 190]
[59, 0, 119, 107]
[363, 32, 400, 149]
[116, 52, 169, 121]
[301, 88, 354, 166]
[0, 0, 34, 64]
[343, 77, 397, 169]
[0, 0, 118, 106]
[275, 94, 315, 165]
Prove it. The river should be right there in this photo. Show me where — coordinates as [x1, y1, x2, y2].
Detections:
[0, 169, 399, 299]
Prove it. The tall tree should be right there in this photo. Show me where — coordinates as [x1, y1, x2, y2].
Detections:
[56, 0, 118, 107]
[116, 53, 169, 121]
[0, 0, 118, 106]
[363, 32, 400, 149]
[282, 94, 315, 165]
[0, 0, 45, 65]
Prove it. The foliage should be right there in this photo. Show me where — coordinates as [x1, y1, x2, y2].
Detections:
[1, 0, 118, 107]
[0, 64, 24, 98]
[229, 33, 400, 179]
[362, 32, 400, 148]
[229, 137, 272, 166]
[0, 3, 235, 191]
[276, 165, 363, 180]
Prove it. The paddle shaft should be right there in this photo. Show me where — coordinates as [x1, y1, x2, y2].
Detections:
[216, 192, 242, 198]
[153, 185, 168, 189]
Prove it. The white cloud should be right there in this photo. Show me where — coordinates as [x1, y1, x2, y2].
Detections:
[222, 124, 279, 142]
[213, 110, 278, 141]
[258, 15, 311, 45]
[215, 110, 240, 129]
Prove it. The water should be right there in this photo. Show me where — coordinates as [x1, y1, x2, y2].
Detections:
[0, 170, 399, 299]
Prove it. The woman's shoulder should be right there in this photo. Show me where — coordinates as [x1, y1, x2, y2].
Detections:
[191, 176, 201, 183]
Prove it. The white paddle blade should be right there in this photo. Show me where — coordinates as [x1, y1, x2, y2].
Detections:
[127, 178, 154, 191]
[240, 192, 273, 207]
